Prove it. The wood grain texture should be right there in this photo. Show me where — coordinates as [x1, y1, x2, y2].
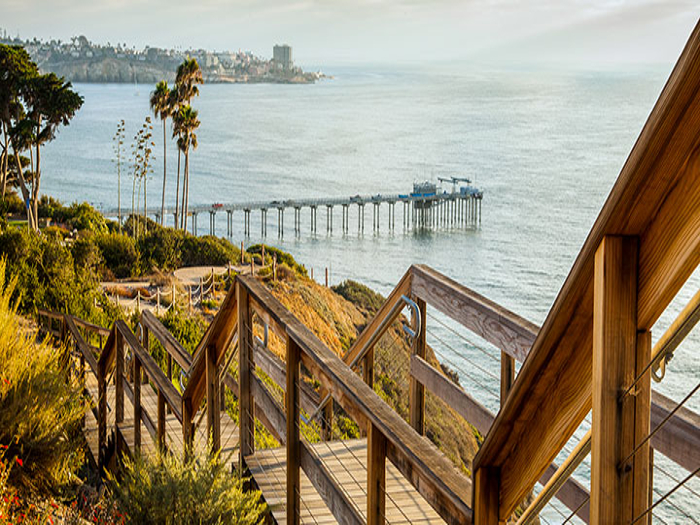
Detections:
[367, 423, 387, 525]
[238, 284, 255, 462]
[633, 332, 652, 525]
[287, 336, 301, 525]
[239, 275, 473, 525]
[473, 21, 700, 519]
[591, 236, 638, 524]
[472, 467, 498, 525]
[409, 298, 427, 435]
[411, 264, 537, 362]
[410, 355, 493, 436]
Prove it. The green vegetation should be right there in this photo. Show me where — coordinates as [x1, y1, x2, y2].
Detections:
[109, 450, 265, 525]
[248, 243, 308, 277]
[332, 279, 385, 317]
[0, 44, 83, 231]
[0, 260, 86, 497]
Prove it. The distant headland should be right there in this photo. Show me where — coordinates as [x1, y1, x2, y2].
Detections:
[0, 32, 326, 84]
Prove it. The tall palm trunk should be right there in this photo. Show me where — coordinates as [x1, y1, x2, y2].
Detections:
[160, 119, 166, 225]
[175, 149, 181, 229]
[185, 151, 190, 233]
[181, 151, 188, 231]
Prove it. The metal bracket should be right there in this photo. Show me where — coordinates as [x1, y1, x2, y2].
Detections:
[652, 351, 674, 382]
[401, 295, 421, 340]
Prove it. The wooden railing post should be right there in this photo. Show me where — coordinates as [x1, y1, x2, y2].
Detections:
[367, 422, 387, 525]
[133, 353, 142, 455]
[157, 388, 166, 451]
[409, 297, 427, 434]
[286, 336, 301, 525]
[238, 282, 255, 469]
[206, 343, 221, 452]
[97, 360, 107, 469]
[182, 397, 194, 452]
[115, 330, 124, 424]
[500, 352, 515, 406]
[591, 235, 650, 523]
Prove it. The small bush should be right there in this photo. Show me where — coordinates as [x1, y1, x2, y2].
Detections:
[96, 233, 140, 279]
[109, 450, 266, 525]
[0, 260, 86, 496]
[332, 280, 385, 316]
[248, 244, 306, 277]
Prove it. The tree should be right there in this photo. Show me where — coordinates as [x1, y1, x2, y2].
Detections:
[112, 119, 125, 231]
[172, 105, 199, 232]
[0, 48, 83, 231]
[19, 72, 83, 231]
[168, 87, 182, 229]
[150, 80, 171, 226]
[172, 58, 202, 230]
[0, 45, 38, 201]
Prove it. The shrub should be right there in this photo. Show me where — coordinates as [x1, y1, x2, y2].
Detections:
[180, 235, 238, 267]
[247, 244, 306, 277]
[96, 233, 140, 279]
[0, 260, 86, 496]
[332, 280, 385, 316]
[0, 191, 24, 216]
[109, 450, 266, 525]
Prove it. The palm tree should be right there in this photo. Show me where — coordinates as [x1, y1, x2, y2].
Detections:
[168, 87, 182, 229]
[149, 81, 171, 226]
[175, 58, 203, 105]
[173, 58, 202, 230]
[172, 105, 199, 232]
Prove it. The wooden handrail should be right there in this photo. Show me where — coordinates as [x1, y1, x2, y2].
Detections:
[238, 274, 473, 525]
[64, 315, 100, 377]
[117, 320, 183, 422]
[141, 310, 192, 371]
[473, 21, 700, 523]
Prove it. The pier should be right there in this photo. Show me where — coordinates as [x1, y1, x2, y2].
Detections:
[102, 180, 484, 238]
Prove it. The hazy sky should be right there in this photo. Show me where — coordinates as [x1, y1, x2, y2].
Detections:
[1, 0, 697, 67]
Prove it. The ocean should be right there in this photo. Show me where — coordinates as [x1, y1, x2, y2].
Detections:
[41, 63, 699, 521]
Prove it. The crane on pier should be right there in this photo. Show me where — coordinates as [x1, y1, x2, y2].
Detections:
[438, 176, 472, 193]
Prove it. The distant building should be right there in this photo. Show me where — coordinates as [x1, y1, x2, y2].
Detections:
[273, 44, 292, 70]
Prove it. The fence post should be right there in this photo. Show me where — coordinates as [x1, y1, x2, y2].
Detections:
[590, 235, 649, 523]
[206, 343, 221, 452]
[136, 291, 140, 313]
[115, 330, 124, 424]
[241, 241, 244, 265]
[500, 352, 515, 406]
[133, 351, 142, 455]
[367, 423, 387, 525]
[157, 388, 166, 451]
[156, 292, 161, 314]
[409, 297, 427, 435]
[262, 244, 265, 264]
[238, 282, 255, 470]
[273, 254, 277, 281]
[172, 288, 176, 309]
[286, 335, 301, 525]
[325, 267, 329, 287]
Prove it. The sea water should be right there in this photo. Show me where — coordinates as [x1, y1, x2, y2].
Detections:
[41, 63, 699, 522]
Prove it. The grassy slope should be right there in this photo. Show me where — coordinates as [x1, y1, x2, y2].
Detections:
[262, 275, 479, 474]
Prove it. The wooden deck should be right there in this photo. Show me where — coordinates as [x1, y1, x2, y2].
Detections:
[247, 439, 444, 524]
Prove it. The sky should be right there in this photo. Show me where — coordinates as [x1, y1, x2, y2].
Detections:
[1, 0, 698, 67]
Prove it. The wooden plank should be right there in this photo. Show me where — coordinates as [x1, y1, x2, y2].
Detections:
[240, 275, 472, 525]
[117, 321, 183, 422]
[141, 310, 192, 370]
[591, 236, 638, 524]
[134, 356, 142, 455]
[472, 467, 498, 525]
[64, 316, 99, 377]
[410, 264, 537, 362]
[287, 336, 301, 525]
[500, 352, 515, 406]
[206, 344, 221, 451]
[409, 298, 426, 435]
[367, 423, 386, 525]
[633, 332, 652, 525]
[72, 316, 110, 338]
[115, 330, 124, 424]
[515, 431, 591, 525]
[238, 284, 254, 464]
[410, 355, 493, 436]
[123, 379, 157, 441]
[342, 268, 412, 366]
[638, 146, 700, 329]
[251, 373, 286, 444]
[473, 21, 700, 520]
[650, 390, 700, 475]
[254, 341, 320, 415]
[157, 389, 166, 451]
[300, 441, 364, 525]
